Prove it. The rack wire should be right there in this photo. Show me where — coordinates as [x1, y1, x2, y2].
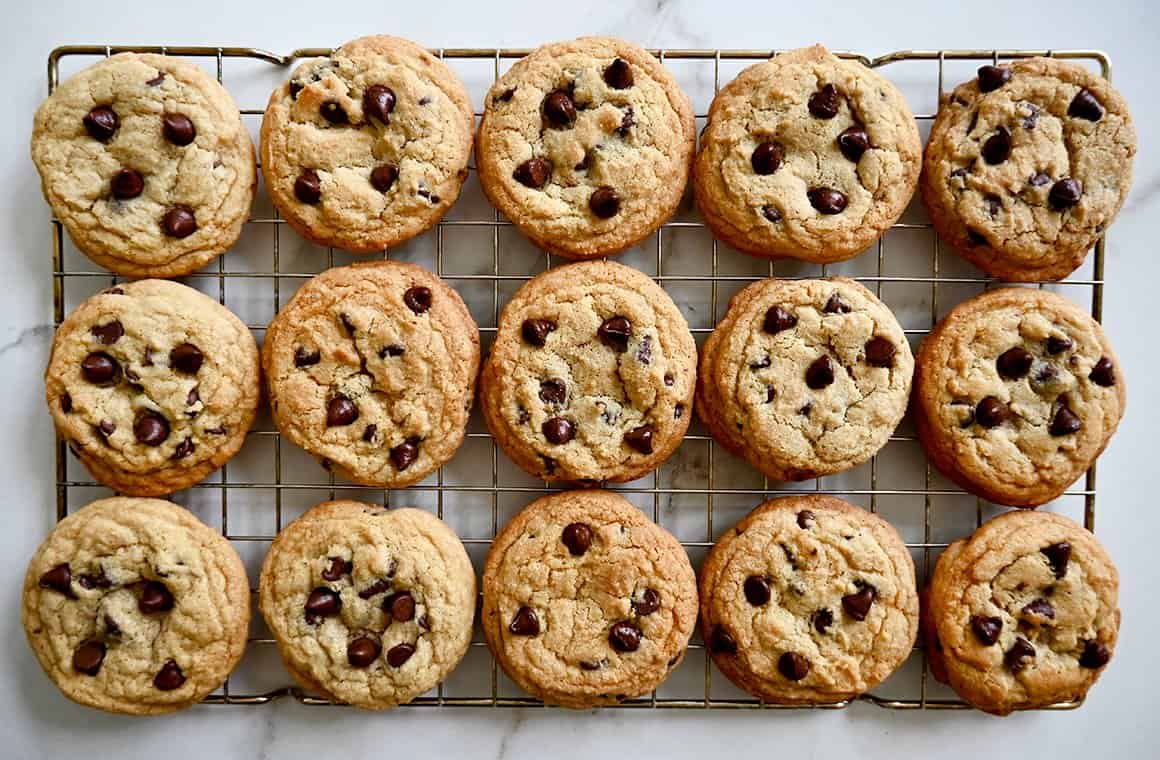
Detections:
[48, 44, 1110, 710]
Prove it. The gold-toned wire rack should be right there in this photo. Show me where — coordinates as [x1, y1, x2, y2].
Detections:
[47, 45, 1110, 710]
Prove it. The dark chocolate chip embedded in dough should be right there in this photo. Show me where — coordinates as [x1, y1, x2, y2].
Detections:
[709, 625, 737, 655]
[624, 425, 655, 455]
[161, 113, 196, 146]
[562, 522, 593, 556]
[970, 615, 1002, 646]
[98, 420, 116, 438]
[73, 640, 106, 676]
[837, 127, 870, 162]
[147, 72, 166, 86]
[522, 319, 556, 347]
[321, 557, 352, 582]
[805, 356, 835, 389]
[598, 316, 632, 351]
[363, 85, 396, 125]
[1030, 172, 1051, 187]
[304, 587, 342, 622]
[580, 660, 604, 671]
[295, 169, 322, 203]
[154, 660, 186, 691]
[539, 379, 567, 405]
[133, 411, 170, 446]
[751, 141, 785, 175]
[808, 187, 847, 214]
[543, 90, 576, 127]
[1068, 89, 1104, 121]
[608, 621, 642, 652]
[390, 440, 419, 471]
[743, 576, 771, 606]
[60, 393, 72, 413]
[39, 563, 73, 596]
[509, 606, 540, 636]
[1005, 637, 1036, 673]
[139, 581, 175, 613]
[320, 100, 348, 124]
[170, 343, 204, 374]
[1089, 357, 1116, 387]
[763, 306, 797, 334]
[982, 127, 1012, 165]
[761, 205, 782, 223]
[111, 169, 144, 200]
[807, 84, 840, 119]
[864, 337, 896, 367]
[404, 286, 432, 314]
[674, 403, 685, 419]
[841, 584, 876, 621]
[589, 187, 621, 218]
[636, 336, 652, 364]
[823, 293, 850, 314]
[294, 347, 321, 367]
[385, 590, 415, 622]
[604, 57, 634, 89]
[361, 425, 377, 443]
[542, 417, 575, 444]
[91, 320, 124, 345]
[617, 106, 635, 137]
[977, 65, 1012, 92]
[514, 158, 552, 189]
[997, 347, 1034, 379]
[797, 510, 815, 529]
[357, 578, 391, 599]
[381, 345, 405, 358]
[161, 206, 197, 238]
[812, 608, 835, 634]
[1042, 542, 1071, 579]
[386, 643, 415, 667]
[1079, 640, 1111, 669]
[1049, 178, 1082, 210]
[495, 87, 516, 104]
[778, 651, 810, 681]
[633, 588, 661, 616]
[347, 636, 381, 668]
[83, 106, 119, 142]
[1022, 598, 1056, 620]
[1050, 403, 1082, 436]
[967, 228, 988, 247]
[289, 81, 304, 99]
[975, 396, 1008, 428]
[370, 164, 399, 192]
[1046, 335, 1073, 355]
[326, 397, 358, 427]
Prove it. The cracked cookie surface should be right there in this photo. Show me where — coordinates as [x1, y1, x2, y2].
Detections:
[700, 495, 917, 703]
[926, 510, 1118, 714]
[45, 279, 260, 496]
[697, 277, 912, 481]
[694, 45, 921, 263]
[259, 501, 475, 709]
[261, 36, 473, 253]
[22, 497, 250, 715]
[476, 37, 695, 259]
[913, 288, 1125, 507]
[481, 260, 696, 483]
[922, 57, 1136, 281]
[263, 260, 480, 487]
[32, 53, 256, 277]
[482, 490, 697, 707]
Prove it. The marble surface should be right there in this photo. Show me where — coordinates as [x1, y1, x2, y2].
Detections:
[3, 0, 1157, 757]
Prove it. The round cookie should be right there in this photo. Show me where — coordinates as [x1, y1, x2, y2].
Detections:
[927, 510, 1119, 715]
[922, 58, 1136, 282]
[476, 37, 695, 259]
[45, 280, 260, 496]
[258, 500, 475, 709]
[261, 35, 473, 253]
[697, 277, 913, 481]
[22, 497, 250, 715]
[913, 288, 1125, 507]
[694, 44, 921, 263]
[480, 260, 696, 483]
[32, 53, 256, 277]
[700, 495, 917, 703]
[263, 260, 479, 487]
[482, 490, 697, 707]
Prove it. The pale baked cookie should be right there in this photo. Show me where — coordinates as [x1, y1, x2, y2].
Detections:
[261, 36, 473, 253]
[263, 261, 479, 487]
[258, 500, 475, 709]
[476, 37, 695, 259]
[45, 280, 260, 496]
[697, 277, 913, 481]
[694, 45, 921, 263]
[31, 53, 256, 277]
[700, 495, 917, 704]
[922, 58, 1136, 281]
[22, 497, 250, 715]
[482, 490, 697, 707]
[480, 260, 696, 483]
[926, 510, 1119, 715]
[913, 288, 1125, 507]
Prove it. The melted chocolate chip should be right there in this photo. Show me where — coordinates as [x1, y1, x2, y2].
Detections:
[522, 319, 556, 347]
[509, 606, 540, 636]
[806, 356, 835, 389]
[598, 316, 632, 351]
[709, 625, 737, 655]
[841, 584, 876, 621]
[363, 85, 396, 124]
[812, 608, 834, 634]
[982, 127, 1012, 164]
[562, 522, 593, 556]
[514, 158, 552, 189]
[608, 621, 642, 652]
[295, 169, 322, 203]
[1068, 89, 1104, 121]
[1005, 637, 1036, 673]
[617, 106, 634, 137]
[1089, 357, 1116, 386]
[538, 378, 567, 406]
[778, 651, 810, 681]
[133, 411, 170, 446]
[39, 563, 73, 596]
[91, 320, 124, 345]
[761, 205, 782, 223]
[347, 636, 381, 668]
[764, 305, 797, 334]
[743, 576, 771, 606]
[162, 113, 196, 146]
[864, 337, 896, 367]
[1050, 403, 1082, 436]
[154, 660, 186, 691]
[1049, 178, 1082, 210]
[321, 557, 352, 582]
[1079, 640, 1111, 669]
[404, 286, 432, 314]
[60, 393, 72, 413]
[838, 127, 870, 162]
[320, 100, 348, 124]
[139, 581, 174, 613]
[808, 84, 839, 119]
[170, 343, 204, 374]
[386, 643, 415, 667]
[83, 106, 119, 142]
[304, 587, 342, 622]
[542, 417, 575, 445]
[797, 510, 815, 529]
[357, 578, 391, 600]
[111, 169, 144, 200]
[975, 396, 1008, 428]
[370, 164, 399, 192]
[161, 207, 196, 238]
[385, 590, 415, 622]
[389, 440, 419, 471]
[751, 141, 784, 175]
[294, 347, 321, 367]
[1042, 542, 1071, 579]
[73, 641, 106, 676]
[604, 58, 634, 89]
[1022, 598, 1056, 620]
[624, 425, 655, 455]
[970, 615, 1002, 645]
[977, 65, 1012, 92]
[996, 346, 1034, 379]
[326, 397, 358, 427]
[807, 187, 847, 214]
[632, 588, 660, 616]
[543, 90, 576, 128]
[589, 187, 621, 218]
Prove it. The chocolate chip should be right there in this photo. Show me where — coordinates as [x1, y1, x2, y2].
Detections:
[83, 106, 119, 141]
[807, 187, 847, 214]
[1005, 637, 1036, 673]
[617, 106, 635, 137]
[1050, 403, 1081, 436]
[806, 356, 835, 389]
[73, 641, 106, 676]
[604, 58, 633, 89]
[1089, 357, 1116, 386]
[608, 621, 642, 652]
[821, 294, 849, 315]
[400, 287, 433, 316]
[417, 614, 429, 630]
[389, 439, 419, 471]
[975, 396, 1008, 428]
[580, 660, 604, 671]
[385, 590, 415, 622]
[812, 608, 834, 634]
[138, 581, 174, 613]
[761, 205, 782, 223]
[1044, 336, 1072, 355]
[1030, 172, 1051, 187]
[321, 557, 352, 582]
[996, 347, 1034, 379]
[363, 85, 396, 124]
[674, 403, 685, 419]
[1079, 640, 1111, 669]
[967, 228, 988, 246]
[386, 643, 415, 667]
[841, 584, 876, 621]
[320, 100, 347, 124]
[522, 319, 555, 347]
[90, 320, 124, 345]
[162, 113, 196, 146]
[39, 563, 73, 596]
[743, 576, 770, 606]
[357, 578, 391, 599]
[797, 510, 815, 529]
[151, 659, 186, 691]
[170, 343, 204, 374]
[598, 316, 632, 351]
[778, 651, 810, 681]
[494, 87, 516, 104]
[304, 587, 342, 622]
[1041, 542, 1071, 579]
[111, 168, 144, 200]
[360, 425, 378, 443]
[514, 158, 552, 189]
[533, 379, 566, 408]
[295, 169, 322, 203]
[751, 141, 784, 175]
[542, 417, 575, 444]
[370, 164, 399, 192]
[327, 397, 358, 427]
[1023, 105, 1040, 131]
[1049, 178, 1082, 210]
[624, 425, 655, 455]
[633, 588, 660, 616]
[81, 357, 119, 388]
[864, 337, 896, 367]
[509, 606, 540, 636]
[1022, 598, 1055, 620]
[977, 65, 1012, 92]
[185, 387, 200, 408]
[98, 420, 116, 438]
[417, 189, 440, 204]
[807, 84, 839, 119]
[635, 336, 652, 365]
[381, 345, 404, 358]
[982, 127, 1012, 165]
[1068, 89, 1104, 121]
[543, 90, 576, 128]
[146, 72, 165, 86]
[765, 386, 777, 403]
[574, 151, 591, 172]
[289, 81, 303, 99]
[562, 522, 593, 556]
[763, 305, 797, 334]
[589, 186, 621, 218]
[705, 626, 736, 656]
[133, 411, 170, 446]
[161, 206, 196, 238]
[970, 615, 1002, 645]
[347, 636, 381, 668]
[838, 127, 870, 162]
[294, 347, 321, 367]
[60, 393, 72, 413]
[986, 195, 1002, 218]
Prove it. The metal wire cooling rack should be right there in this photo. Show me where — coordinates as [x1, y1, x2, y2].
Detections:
[47, 44, 1111, 710]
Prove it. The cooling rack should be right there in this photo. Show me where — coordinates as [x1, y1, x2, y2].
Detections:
[47, 44, 1110, 710]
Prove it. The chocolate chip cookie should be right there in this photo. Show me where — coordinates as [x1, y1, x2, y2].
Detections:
[259, 500, 475, 709]
[261, 35, 473, 253]
[913, 288, 1125, 507]
[263, 261, 479, 487]
[926, 510, 1119, 714]
[698, 277, 913, 481]
[22, 497, 250, 715]
[476, 37, 695, 259]
[45, 280, 260, 496]
[32, 53, 256, 277]
[700, 495, 917, 704]
[482, 490, 697, 707]
[922, 58, 1136, 281]
[694, 45, 921, 263]
[480, 260, 696, 483]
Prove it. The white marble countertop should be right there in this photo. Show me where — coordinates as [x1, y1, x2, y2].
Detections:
[2, 1, 1156, 757]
